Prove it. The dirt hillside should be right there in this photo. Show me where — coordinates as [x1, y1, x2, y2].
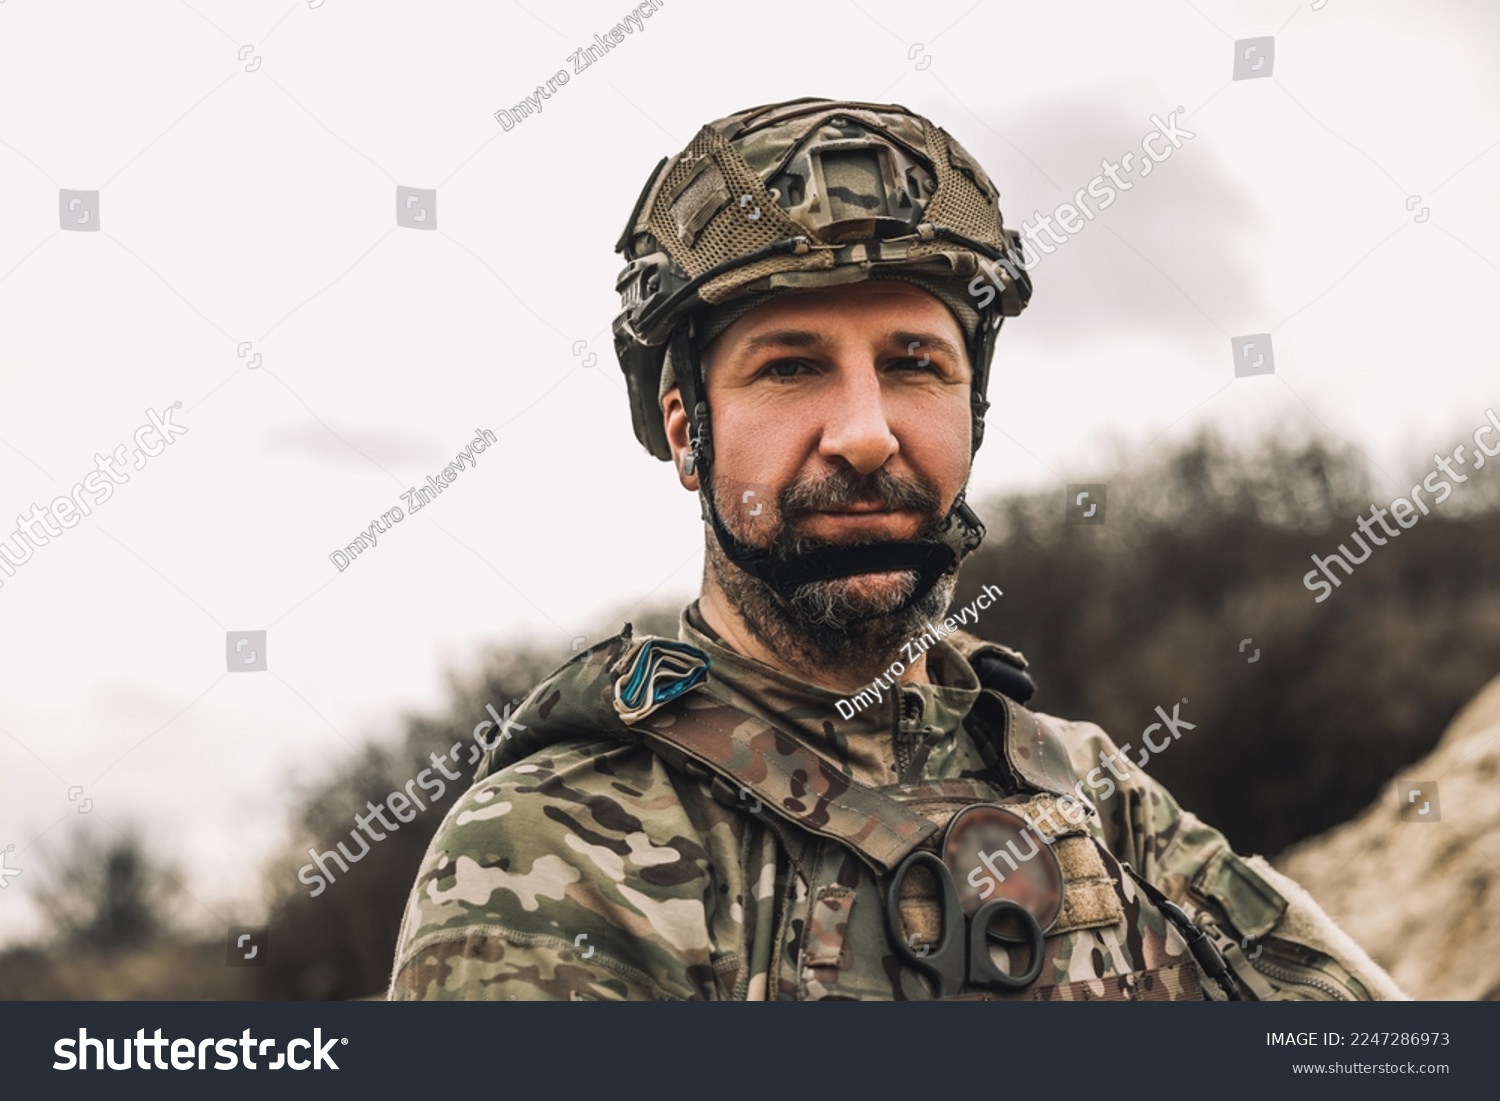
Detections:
[1277, 672, 1500, 1000]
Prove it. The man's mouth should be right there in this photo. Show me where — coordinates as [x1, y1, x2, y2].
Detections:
[823, 502, 889, 514]
[797, 507, 923, 539]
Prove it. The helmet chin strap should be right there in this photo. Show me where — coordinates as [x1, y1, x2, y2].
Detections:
[671, 330, 987, 616]
[705, 486, 986, 613]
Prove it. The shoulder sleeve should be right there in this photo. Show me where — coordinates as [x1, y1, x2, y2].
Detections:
[1039, 713, 1406, 1001]
[388, 738, 726, 1001]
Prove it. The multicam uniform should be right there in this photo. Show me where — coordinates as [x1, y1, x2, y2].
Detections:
[388, 605, 1403, 1001]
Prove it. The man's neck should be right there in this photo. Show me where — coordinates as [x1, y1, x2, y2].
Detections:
[697, 584, 931, 695]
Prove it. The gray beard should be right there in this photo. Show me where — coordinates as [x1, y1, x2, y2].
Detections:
[704, 465, 960, 673]
[708, 536, 957, 672]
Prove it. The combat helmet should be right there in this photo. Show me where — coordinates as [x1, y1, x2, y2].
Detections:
[612, 97, 1033, 610]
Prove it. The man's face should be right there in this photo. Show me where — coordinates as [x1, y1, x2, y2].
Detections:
[665, 280, 975, 661]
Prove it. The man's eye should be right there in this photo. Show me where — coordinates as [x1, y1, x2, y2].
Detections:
[892, 356, 941, 373]
[763, 360, 809, 380]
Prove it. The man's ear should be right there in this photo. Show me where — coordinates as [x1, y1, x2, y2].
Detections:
[661, 387, 700, 491]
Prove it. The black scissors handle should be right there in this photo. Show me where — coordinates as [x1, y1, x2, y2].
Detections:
[885, 851, 969, 997]
[886, 851, 1048, 997]
[967, 898, 1045, 990]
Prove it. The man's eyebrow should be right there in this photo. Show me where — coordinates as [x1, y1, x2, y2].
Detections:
[889, 331, 964, 360]
[738, 329, 825, 354]
[734, 329, 965, 357]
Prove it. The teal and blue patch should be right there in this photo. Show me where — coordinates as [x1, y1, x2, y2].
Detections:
[613, 639, 710, 723]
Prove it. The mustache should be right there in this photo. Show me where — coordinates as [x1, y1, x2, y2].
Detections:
[779, 467, 943, 521]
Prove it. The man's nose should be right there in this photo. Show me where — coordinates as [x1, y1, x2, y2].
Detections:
[818, 360, 898, 475]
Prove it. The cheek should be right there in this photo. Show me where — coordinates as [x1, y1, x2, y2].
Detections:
[895, 397, 972, 482]
[711, 403, 808, 484]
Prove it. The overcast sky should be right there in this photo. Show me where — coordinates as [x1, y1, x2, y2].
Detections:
[2, 0, 1498, 947]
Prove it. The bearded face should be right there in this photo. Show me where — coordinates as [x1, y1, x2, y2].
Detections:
[664, 281, 976, 675]
[708, 457, 963, 666]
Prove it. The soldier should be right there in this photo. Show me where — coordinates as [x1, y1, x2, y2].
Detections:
[389, 98, 1405, 1001]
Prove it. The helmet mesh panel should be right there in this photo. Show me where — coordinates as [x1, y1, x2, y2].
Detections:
[906, 123, 1006, 264]
[648, 126, 802, 279]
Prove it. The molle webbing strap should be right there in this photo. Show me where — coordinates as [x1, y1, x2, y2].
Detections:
[631, 695, 939, 874]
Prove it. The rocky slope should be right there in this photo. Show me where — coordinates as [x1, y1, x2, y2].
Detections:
[1277, 672, 1500, 1000]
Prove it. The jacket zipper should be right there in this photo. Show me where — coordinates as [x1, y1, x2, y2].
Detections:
[895, 689, 921, 778]
[1250, 956, 1357, 1001]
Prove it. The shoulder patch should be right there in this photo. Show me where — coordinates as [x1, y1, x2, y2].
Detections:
[611, 637, 711, 723]
[1192, 846, 1288, 939]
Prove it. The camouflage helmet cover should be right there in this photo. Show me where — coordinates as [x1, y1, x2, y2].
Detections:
[612, 97, 1033, 460]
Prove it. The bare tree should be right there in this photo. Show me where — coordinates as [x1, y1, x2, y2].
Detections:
[35, 827, 181, 950]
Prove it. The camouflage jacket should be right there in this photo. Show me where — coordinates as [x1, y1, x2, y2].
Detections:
[389, 604, 1404, 1001]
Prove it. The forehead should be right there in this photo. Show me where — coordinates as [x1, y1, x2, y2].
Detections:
[710, 282, 963, 352]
